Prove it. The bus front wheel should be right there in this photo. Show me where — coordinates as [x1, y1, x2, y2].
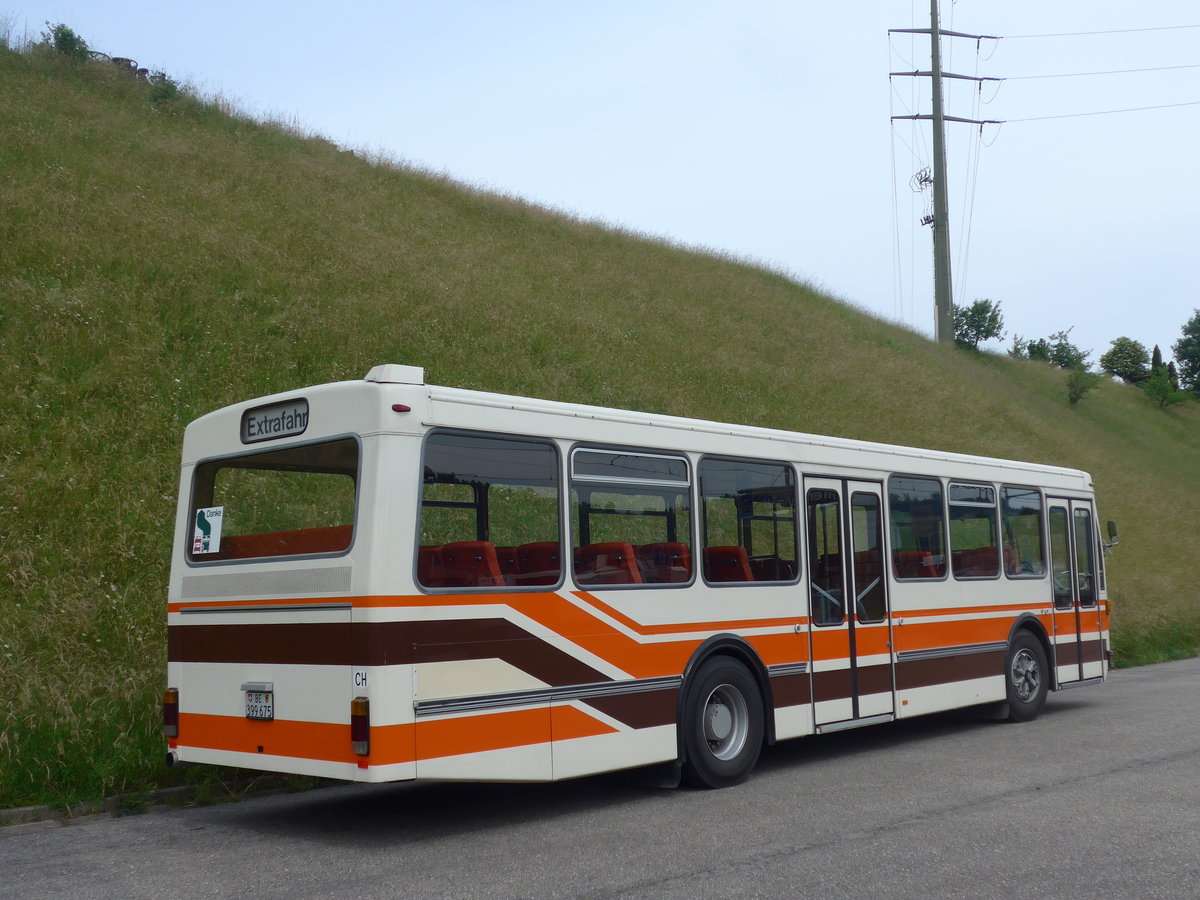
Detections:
[1005, 632, 1049, 722]
[681, 656, 764, 788]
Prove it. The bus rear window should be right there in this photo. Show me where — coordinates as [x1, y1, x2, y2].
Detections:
[188, 437, 358, 562]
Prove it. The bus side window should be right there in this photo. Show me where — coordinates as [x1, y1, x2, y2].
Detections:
[699, 457, 798, 585]
[418, 432, 561, 590]
[1000, 486, 1047, 578]
[888, 476, 947, 580]
[948, 482, 999, 580]
[570, 449, 692, 586]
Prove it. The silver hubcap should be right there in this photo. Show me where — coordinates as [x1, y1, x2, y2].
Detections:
[1011, 648, 1041, 702]
[703, 683, 749, 760]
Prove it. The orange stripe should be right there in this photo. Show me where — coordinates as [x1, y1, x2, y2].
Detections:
[178, 707, 618, 767]
[178, 713, 360, 763]
[413, 706, 617, 761]
[894, 617, 1013, 653]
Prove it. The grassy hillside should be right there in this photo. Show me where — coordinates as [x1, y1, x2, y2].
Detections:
[2, 43, 1198, 808]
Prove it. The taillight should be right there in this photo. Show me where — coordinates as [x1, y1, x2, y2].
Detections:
[351, 696, 370, 756]
[163, 688, 179, 739]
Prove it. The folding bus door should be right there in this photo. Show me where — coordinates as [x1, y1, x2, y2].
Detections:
[1048, 499, 1104, 686]
[805, 478, 895, 731]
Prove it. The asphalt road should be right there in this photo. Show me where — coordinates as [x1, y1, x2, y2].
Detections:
[3, 657, 1198, 899]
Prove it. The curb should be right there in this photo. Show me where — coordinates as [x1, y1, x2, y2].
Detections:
[1, 776, 320, 830]
[0, 785, 192, 829]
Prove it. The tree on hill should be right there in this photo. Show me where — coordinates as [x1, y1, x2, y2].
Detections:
[1152, 344, 1164, 370]
[953, 299, 1005, 350]
[1173, 310, 1200, 396]
[41, 23, 90, 59]
[1009, 328, 1090, 370]
[1047, 329, 1091, 371]
[1143, 364, 1189, 408]
[1099, 337, 1150, 384]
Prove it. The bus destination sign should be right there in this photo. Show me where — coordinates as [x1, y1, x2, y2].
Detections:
[241, 398, 309, 444]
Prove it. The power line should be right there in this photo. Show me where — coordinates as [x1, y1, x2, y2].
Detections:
[1008, 99, 1200, 122]
[1006, 63, 1200, 80]
[1004, 24, 1200, 39]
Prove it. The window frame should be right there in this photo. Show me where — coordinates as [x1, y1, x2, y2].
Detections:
[947, 480, 1001, 582]
[1000, 484, 1048, 580]
[698, 454, 800, 587]
[416, 429, 565, 593]
[886, 474, 949, 582]
[186, 433, 361, 567]
[568, 443, 695, 589]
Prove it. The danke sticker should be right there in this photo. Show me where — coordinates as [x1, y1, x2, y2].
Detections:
[193, 506, 224, 554]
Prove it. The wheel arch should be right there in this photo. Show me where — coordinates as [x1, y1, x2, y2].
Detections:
[675, 634, 775, 768]
[1007, 613, 1057, 690]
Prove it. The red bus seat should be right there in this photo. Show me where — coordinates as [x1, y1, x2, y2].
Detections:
[636, 542, 692, 583]
[516, 541, 562, 586]
[440, 541, 505, 587]
[576, 542, 642, 585]
[418, 545, 447, 587]
[704, 546, 754, 582]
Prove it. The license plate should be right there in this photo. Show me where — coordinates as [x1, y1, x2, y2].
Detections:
[245, 690, 274, 720]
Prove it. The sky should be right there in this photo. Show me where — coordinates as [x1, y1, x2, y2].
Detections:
[7, 1, 1199, 364]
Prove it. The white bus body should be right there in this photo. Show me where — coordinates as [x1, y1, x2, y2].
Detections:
[165, 365, 1109, 787]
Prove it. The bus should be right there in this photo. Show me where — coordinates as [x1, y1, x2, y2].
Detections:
[164, 364, 1113, 788]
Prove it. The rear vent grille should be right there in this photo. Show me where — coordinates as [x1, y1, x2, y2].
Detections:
[181, 566, 352, 599]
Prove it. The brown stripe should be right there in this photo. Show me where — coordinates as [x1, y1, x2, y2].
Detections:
[583, 687, 678, 729]
[857, 662, 894, 696]
[894, 649, 1004, 691]
[812, 667, 853, 703]
[1080, 638, 1103, 663]
[770, 672, 811, 707]
[1053, 640, 1080, 667]
[168, 622, 354, 666]
[409, 620, 608, 688]
[169, 619, 608, 688]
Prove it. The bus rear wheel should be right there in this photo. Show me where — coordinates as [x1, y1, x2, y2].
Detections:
[681, 657, 764, 788]
[1005, 632, 1049, 722]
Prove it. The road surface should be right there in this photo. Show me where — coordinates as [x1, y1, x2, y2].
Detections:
[3, 657, 1198, 899]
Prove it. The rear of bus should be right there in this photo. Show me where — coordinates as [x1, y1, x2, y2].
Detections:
[164, 365, 426, 781]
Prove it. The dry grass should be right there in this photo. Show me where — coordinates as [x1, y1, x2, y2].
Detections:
[1, 42, 1198, 807]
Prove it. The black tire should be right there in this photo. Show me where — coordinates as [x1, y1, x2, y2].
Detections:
[1005, 631, 1049, 722]
[680, 656, 764, 788]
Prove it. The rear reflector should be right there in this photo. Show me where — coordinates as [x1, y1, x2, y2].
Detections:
[163, 688, 179, 738]
[351, 696, 370, 756]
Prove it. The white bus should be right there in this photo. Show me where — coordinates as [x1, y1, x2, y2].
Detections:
[164, 364, 1112, 788]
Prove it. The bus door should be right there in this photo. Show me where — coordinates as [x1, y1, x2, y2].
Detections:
[1048, 499, 1104, 685]
[805, 478, 895, 730]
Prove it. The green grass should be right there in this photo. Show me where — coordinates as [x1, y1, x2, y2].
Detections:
[2, 41, 1198, 808]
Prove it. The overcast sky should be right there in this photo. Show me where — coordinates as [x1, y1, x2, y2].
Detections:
[8, 1, 1199, 364]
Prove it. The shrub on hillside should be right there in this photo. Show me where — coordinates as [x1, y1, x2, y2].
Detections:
[1066, 367, 1101, 405]
[41, 22, 89, 59]
[1143, 365, 1189, 409]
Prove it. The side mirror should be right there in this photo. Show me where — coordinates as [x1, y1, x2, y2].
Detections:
[1107, 520, 1119, 545]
